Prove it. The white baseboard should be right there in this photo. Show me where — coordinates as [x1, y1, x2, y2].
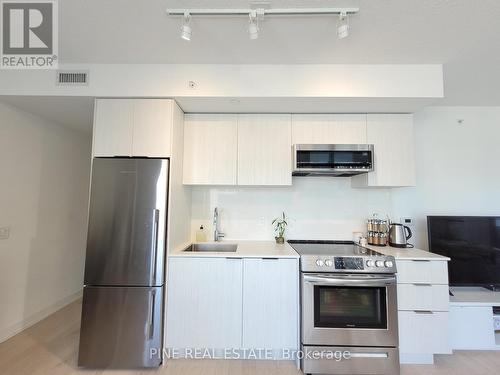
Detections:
[0, 289, 83, 344]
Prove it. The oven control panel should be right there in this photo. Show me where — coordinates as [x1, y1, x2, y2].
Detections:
[309, 256, 397, 273]
[334, 257, 364, 270]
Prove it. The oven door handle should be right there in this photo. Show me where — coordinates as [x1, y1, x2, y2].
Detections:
[303, 274, 396, 286]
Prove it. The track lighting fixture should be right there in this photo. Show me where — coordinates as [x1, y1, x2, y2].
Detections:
[167, 7, 359, 41]
[248, 11, 259, 40]
[180, 12, 192, 41]
[337, 11, 349, 39]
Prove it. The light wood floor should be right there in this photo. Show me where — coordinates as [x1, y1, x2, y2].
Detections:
[1, 300, 499, 375]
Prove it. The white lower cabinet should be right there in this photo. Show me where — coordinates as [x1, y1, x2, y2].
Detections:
[166, 256, 299, 358]
[449, 305, 497, 350]
[166, 257, 243, 349]
[399, 311, 450, 354]
[395, 259, 450, 364]
[397, 284, 449, 311]
[396, 260, 448, 284]
[242, 258, 298, 352]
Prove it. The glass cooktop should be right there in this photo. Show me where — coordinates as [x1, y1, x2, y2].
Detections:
[288, 240, 384, 257]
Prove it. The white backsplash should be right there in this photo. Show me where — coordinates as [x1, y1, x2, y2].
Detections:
[191, 177, 392, 241]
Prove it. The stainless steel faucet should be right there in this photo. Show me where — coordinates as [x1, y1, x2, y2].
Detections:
[213, 207, 225, 242]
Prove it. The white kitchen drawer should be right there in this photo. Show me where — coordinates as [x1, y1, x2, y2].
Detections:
[396, 260, 448, 284]
[397, 284, 449, 311]
[398, 311, 450, 355]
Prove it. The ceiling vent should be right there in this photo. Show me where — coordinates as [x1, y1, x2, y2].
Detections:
[56, 70, 89, 86]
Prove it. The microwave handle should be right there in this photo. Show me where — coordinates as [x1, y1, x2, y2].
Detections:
[303, 274, 396, 286]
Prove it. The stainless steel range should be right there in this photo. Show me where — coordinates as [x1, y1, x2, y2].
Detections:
[288, 240, 400, 375]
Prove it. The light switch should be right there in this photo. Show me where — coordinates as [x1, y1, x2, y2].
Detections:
[0, 227, 10, 240]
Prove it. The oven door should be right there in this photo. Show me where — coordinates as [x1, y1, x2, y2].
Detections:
[301, 273, 398, 347]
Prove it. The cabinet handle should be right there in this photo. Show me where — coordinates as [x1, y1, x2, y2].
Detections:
[261, 257, 279, 260]
[411, 259, 431, 262]
[226, 257, 243, 260]
[413, 283, 432, 286]
[414, 310, 434, 314]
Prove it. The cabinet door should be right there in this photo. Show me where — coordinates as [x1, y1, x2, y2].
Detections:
[449, 306, 496, 350]
[292, 114, 367, 144]
[237, 114, 292, 186]
[399, 311, 450, 354]
[93, 99, 134, 157]
[183, 114, 238, 185]
[242, 258, 298, 352]
[132, 99, 172, 157]
[353, 114, 416, 187]
[166, 257, 243, 349]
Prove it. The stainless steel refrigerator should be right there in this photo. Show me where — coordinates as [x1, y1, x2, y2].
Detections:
[78, 158, 169, 368]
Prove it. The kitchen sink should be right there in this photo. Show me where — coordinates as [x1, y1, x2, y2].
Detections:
[183, 243, 238, 252]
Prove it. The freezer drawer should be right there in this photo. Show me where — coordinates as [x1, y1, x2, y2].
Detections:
[84, 158, 168, 286]
[78, 286, 163, 368]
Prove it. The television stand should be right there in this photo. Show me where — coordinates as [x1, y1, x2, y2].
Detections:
[449, 287, 500, 350]
[484, 285, 500, 292]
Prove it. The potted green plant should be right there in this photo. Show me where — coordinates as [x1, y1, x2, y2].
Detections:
[272, 212, 288, 244]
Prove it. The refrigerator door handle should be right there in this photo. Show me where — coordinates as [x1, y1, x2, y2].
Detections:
[150, 209, 160, 286]
[148, 290, 155, 339]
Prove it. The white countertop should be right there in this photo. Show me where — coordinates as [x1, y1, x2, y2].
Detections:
[169, 240, 299, 259]
[364, 244, 450, 261]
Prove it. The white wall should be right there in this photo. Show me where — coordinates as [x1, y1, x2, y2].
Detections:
[391, 106, 500, 249]
[0, 102, 91, 342]
[191, 177, 392, 241]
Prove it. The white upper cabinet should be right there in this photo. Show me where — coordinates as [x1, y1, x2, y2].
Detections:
[93, 99, 134, 157]
[132, 100, 173, 157]
[237, 114, 292, 186]
[352, 114, 416, 187]
[291, 114, 367, 144]
[93, 99, 174, 158]
[183, 114, 238, 185]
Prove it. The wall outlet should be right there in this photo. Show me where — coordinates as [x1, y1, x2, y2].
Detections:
[257, 217, 266, 227]
[400, 217, 413, 224]
[0, 227, 10, 240]
[400, 217, 415, 230]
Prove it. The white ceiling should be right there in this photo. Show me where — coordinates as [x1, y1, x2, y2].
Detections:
[3, 1, 500, 131]
[56, 0, 500, 105]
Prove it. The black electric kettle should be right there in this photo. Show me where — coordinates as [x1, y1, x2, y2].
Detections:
[388, 223, 414, 248]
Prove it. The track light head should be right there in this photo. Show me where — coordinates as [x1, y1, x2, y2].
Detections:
[181, 12, 192, 41]
[337, 11, 349, 39]
[248, 12, 259, 40]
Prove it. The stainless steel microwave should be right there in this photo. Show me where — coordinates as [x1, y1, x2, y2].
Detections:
[292, 144, 374, 176]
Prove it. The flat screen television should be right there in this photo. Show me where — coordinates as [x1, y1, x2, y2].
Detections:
[428, 216, 500, 290]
